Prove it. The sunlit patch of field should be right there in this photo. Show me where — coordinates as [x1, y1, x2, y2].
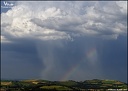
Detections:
[21, 79, 38, 82]
[21, 79, 47, 84]
[1, 82, 12, 85]
[40, 85, 72, 90]
[32, 81, 39, 84]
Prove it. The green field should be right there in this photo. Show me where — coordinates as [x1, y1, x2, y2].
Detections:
[1, 79, 127, 91]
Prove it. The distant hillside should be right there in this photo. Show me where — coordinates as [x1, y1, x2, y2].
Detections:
[1, 79, 127, 91]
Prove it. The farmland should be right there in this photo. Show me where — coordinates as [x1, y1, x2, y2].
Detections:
[0, 79, 127, 91]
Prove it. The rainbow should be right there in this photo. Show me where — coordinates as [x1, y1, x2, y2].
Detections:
[60, 62, 81, 81]
[60, 47, 97, 81]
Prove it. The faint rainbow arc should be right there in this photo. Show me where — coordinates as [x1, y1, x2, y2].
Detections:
[60, 47, 97, 81]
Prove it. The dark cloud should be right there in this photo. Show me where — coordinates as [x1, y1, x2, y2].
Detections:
[2, 35, 127, 82]
[97, 36, 127, 82]
[1, 39, 43, 79]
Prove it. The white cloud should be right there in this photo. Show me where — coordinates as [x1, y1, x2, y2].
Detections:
[116, 1, 127, 14]
[1, 36, 11, 43]
[1, 1, 127, 42]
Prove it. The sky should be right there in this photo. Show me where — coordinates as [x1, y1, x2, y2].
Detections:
[1, 1, 127, 82]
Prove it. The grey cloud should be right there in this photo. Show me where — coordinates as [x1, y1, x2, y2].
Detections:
[1, 35, 127, 82]
[1, 39, 43, 79]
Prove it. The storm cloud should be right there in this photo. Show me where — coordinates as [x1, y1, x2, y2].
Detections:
[1, 1, 127, 82]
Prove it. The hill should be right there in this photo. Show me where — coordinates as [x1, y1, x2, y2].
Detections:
[1, 79, 127, 91]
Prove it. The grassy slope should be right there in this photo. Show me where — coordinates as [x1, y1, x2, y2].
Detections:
[1, 79, 128, 91]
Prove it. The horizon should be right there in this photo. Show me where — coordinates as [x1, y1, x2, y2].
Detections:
[1, 78, 127, 84]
